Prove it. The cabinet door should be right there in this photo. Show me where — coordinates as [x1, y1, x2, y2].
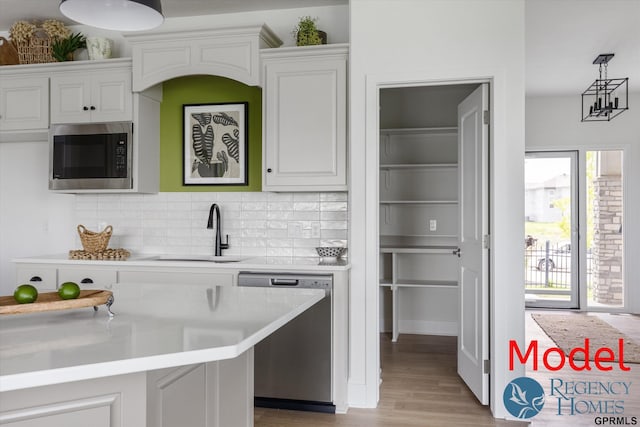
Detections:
[146, 364, 208, 427]
[147, 357, 253, 427]
[15, 265, 57, 291]
[50, 74, 91, 123]
[0, 372, 146, 427]
[90, 69, 132, 122]
[58, 267, 118, 289]
[51, 71, 132, 124]
[263, 52, 347, 191]
[0, 76, 49, 131]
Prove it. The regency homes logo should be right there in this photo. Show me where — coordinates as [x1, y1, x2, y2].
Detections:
[506, 338, 638, 425]
[503, 376, 545, 419]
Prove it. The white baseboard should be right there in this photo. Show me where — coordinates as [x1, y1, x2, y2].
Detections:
[395, 319, 458, 336]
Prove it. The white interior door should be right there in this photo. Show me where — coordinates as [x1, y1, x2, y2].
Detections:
[457, 84, 489, 404]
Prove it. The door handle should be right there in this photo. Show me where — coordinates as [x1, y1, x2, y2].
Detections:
[452, 248, 461, 257]
[270, 278, 299, 286]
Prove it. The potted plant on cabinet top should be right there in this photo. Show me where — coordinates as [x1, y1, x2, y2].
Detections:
[292, 16, 327, 46]
[52, 32, 86, 61]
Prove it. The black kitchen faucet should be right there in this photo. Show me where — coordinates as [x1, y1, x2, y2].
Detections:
[207, 204, 230, 256]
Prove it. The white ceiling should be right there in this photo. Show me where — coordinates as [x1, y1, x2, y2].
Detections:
[525, 0, 640, 96]
[0, 0, 347, 30]
[0, 0, 638, 96]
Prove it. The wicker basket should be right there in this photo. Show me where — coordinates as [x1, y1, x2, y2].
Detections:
[78, 224, 113, 253]
[14, 29, 54, 64]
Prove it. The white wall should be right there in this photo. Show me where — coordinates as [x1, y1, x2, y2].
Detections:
[526, 93, 640, 313]
[349, 0, 526, 418]
[0, 141, 76, 295]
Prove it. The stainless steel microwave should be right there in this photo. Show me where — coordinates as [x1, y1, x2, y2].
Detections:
[49, 122, 133, 191]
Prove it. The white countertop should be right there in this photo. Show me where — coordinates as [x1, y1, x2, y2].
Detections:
[0, 283, 325, 392]
[13, 254, 350, 271]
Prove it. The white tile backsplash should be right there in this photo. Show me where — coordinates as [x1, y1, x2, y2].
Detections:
[74, 192, 348, 260]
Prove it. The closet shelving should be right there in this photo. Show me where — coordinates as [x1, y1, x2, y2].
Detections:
[379, 126, 459, 342]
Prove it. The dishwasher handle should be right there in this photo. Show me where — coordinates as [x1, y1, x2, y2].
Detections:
[270, 278, 299, 286]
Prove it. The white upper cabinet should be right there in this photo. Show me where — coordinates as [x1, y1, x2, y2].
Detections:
[124, 25, 282, 91]
[51, 67, 132, 124]
[261, 45, 348, 192]
[0, 76, 49, 132]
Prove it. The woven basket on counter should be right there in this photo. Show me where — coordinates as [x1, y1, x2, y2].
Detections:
[78, 224, 112, 253]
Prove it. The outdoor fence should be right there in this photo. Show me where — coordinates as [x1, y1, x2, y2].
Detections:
[525, 241, 591, 292]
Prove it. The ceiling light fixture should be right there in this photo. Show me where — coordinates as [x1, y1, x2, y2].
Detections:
[59, 0, 164, 32]
[581, 53, 628, 122]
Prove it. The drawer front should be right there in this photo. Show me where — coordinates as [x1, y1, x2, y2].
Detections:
[57, 268, 118, 290]
[118, 270, 234, 287]
[15, 266, 57, 291]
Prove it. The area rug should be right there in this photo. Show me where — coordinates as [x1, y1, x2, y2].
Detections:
[531, 313, 640, 364]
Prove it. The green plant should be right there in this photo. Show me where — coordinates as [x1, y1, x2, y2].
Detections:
[292, 16, 324, 46]
[52, 32, 86, 62]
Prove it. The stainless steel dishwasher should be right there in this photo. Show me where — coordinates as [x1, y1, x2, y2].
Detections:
[237, 272, 334, 413]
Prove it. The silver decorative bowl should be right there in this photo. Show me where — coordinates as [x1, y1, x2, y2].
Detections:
[316, 247, 346, 258]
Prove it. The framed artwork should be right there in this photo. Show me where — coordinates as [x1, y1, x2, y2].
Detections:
[183, 102, 248, 185]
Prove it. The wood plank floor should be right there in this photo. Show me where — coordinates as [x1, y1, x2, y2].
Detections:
[255, 334, 525, 427]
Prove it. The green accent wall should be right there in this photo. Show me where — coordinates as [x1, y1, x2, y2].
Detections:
[159, 75, 262, 192]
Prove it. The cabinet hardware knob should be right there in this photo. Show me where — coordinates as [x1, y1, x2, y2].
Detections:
[81, 278, 94, 284]
[267, 168, 272, 173]
[29, 276, 43, 282]
[90, 106, 96, 111]
[452, 248, 461, 257]
[83, 106, 89, 111]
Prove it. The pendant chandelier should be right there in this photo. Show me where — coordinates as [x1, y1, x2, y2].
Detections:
[581, 53, 628, 122]
[59, 0, 164, 32]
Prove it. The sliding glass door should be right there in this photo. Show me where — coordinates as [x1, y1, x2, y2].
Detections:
[524, 151, 578, 308]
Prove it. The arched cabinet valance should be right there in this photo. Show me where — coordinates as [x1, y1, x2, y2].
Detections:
[124, 25, 282, 91]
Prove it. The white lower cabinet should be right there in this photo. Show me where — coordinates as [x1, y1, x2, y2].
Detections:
[14, 265, 236, 292]
[147, 353, 253, 427]
[58, 267, 118, 289]
[0, 373, 146, 427]
[0, 355, 254, 427]
[15, 265, 57, 291]
[118, 269, 234, 287]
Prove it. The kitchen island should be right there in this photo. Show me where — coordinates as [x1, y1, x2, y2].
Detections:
[12, 254, 351, 413]
[0, 283, 325, 426]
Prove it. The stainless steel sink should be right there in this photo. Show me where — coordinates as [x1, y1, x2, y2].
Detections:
[144, 255, 247, 263]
